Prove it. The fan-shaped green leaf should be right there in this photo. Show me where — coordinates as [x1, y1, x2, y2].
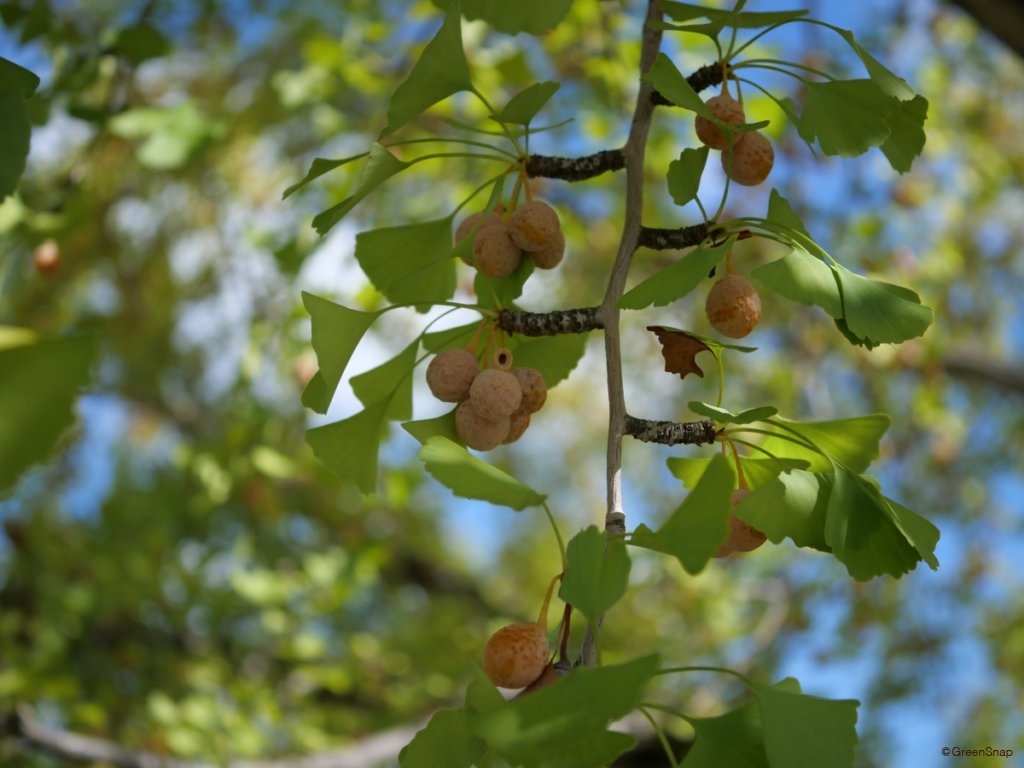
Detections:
[752, 248, 842, 318]
[834, 266, 933, 347]
[559, 526, 632, 626]
[306, 399, 391, 494]
[682, 698, 768, 768]
[755, 679, 859, 768]
[736, 470, 831, 551]
[492, 82, 560, 125]
[880, 94, 928, 173]
[354, 217, 457, 307]
[420, 436, 546, 510]
[797, 80, 898, 158]
[283, 153, 367, 199]
[667, 146, 709, 207]
[620, 238, 731, 310]
[433, 0, 574, 36]
[313, 145, 411, 234]
[350, 341, 419, 420]
[641, 53, 711, 116]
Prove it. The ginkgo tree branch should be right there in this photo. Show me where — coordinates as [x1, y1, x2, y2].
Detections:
[524, 61, 724, 182]
[624, 415, 718, 446]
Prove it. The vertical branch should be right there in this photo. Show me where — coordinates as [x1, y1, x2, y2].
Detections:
[580, 0, 664, 668]
[597, 0, 663, 535]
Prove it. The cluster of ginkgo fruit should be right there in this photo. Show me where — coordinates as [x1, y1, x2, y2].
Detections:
[426, 344, 548, 451]
[454, 199, 565, 277]
[696, 84, 768, 341]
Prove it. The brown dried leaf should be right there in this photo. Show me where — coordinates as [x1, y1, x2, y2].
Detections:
[648, 325, 711, 380]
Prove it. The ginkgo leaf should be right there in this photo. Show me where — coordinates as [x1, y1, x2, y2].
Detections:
[350, 341, 419, 420]
[402, 410, 459, 444]
[755, 679, 860, 768]
[832, 266, 933, 347]
[312, 144, 411, 235]
[621, 238, 732, 310]
[400, 708, 486, 768]
[667, 146, 709, 206]
[880, 94, 928, 173]
[354, 217, 457, 307]
[282, 153, 367, 199]
[306, 399, 391, 494]
[0, 56, 40, 200]
[641, 53, 712, 116]
[736, 470, 832, 551]
[559, 526, 632, 626]
[688, 401, 778, 424]
[630, 454, 734, 574]
[301, 292, 382, 414]
[751, 248, 843, 319]
[491, 82, 560, 125]
[647, 326, 713, 379]
[509, 332, 588, 388]
[682, 698, 768, 768]
[382, 1, 473, 136]
[757, 413, 890, 473]
[433, 0, 575, 36]
[797, 80, 898, 158]
[420, 437, 546, 510]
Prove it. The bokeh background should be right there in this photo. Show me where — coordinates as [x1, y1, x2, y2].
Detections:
[1, 1, 1022, 766]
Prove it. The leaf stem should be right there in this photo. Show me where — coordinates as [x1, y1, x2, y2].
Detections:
[657, 664, 756, 688]
[637, 706, 681, 768]
[542, 501, 568, 572]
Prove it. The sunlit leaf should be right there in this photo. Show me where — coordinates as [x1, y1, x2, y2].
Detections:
[509, 333, 588, 388]
[884, 496, 940, 571]
[312, 144, 411, 234]
[667, 146, 709, 206]
[833, 266, 933, 347]
[757, 413, 890, 473]
[736, 470, 832, 551]
[302, 292, 382, 413]
[755, 679, 859, 768]
[667, 456, 807, 491]
[0, 333, 97, 493]
[630, 454, 734, 574]
[354, 217, 457, 307]
[621, 238, 731, 310]
[306, 399, 391, 494]
[752, 248, 843, 319]
[559, 526, 632, 625]
[422, 322, 479, 353]
[350, 341, 419, 420]
[420, 437, 546, 510]
[382, 1, 474, 136]
[492, 82, 560, 125]
[688, 401, 778, 424]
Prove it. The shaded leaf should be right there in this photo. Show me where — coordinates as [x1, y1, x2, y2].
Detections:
[0, 333, 97, 493]
[621, 238, 732, 310]
[755, 679, 859, 768]
[880, 94, 928, 173]
[400, 708, 486, 768]
[829, 26, 917, 100]
[112, 22, 170, 65]
[383, 1, 473, 136]
[350, 341, 419, 420]
[509, 332, 588, 388]
[797, 80, 898, 158]
[641, 53, 711, 116]
[402, 410, 459, 445]
[736, 470, 832, 551]
[648, 326, 713, 380]
[667, 146, 709, 206]
[420, 437, 546, 510]
[354, 217, 457, 307]
[422, 322, 479, 353]
[559, 526, 632, 626]
[312, 144, 411, 235]
[688, 401, 778, 425]
[301, 292, 382, 413]
[306, 400, 391, 494]
[433, 0, 575, 35]
[492, 82, 560, 125]
[682, 698, 768, 768]
[630, 454, 734, 574]
[283, 153, 367, 199]
[667, 456, 808, 492]
[471, 656, 658, 768]
[884, 496, 940, 571]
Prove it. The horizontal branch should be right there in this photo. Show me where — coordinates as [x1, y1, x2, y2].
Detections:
[637, 223, 711, 251]
[624, 415, 717, 445]
[497, 307, 602, 336]
[651, 61, 726, 106]
[524, 150, 626, 182]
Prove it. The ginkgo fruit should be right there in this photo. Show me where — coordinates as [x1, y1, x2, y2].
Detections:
[469, 367, 523, 421]
[530, 227, 565, 270]
[426, 348, 479, 403]
[508, 200, 561, 254]
[455, 400, 510, 451]
[512, 367, 547, 414]
[721, 130, 774, 186]
[503, 411, 531, 444]
[483, 573, 559, 689]
[705, 273, 762, 338]
[472, 223, 523, 278]
[714, 488, 767, 557]
[454, 210, 503, 245]
[694, 92, 745, 150]
[482, 621, 550, 689]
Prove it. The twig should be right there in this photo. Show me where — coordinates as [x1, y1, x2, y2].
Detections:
[496, 307, 602, 336]
[624, 416, 717, 446]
